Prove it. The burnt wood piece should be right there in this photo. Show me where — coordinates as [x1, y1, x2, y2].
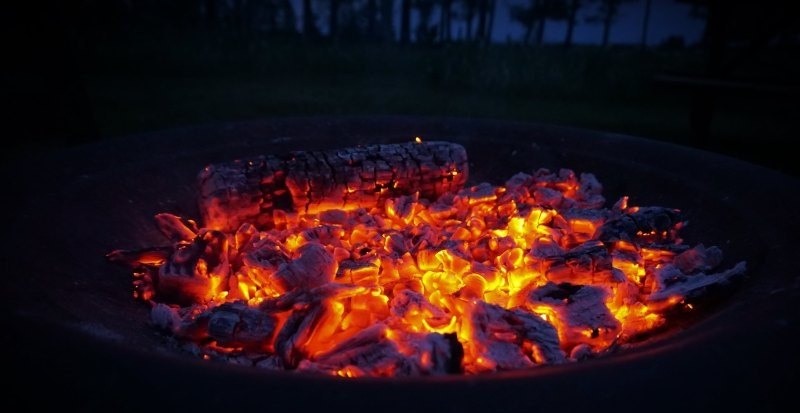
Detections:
[529, 240, 626, 285]
[467, 302, 565, 372]
[197, 141, 469, 231]
[270, 242, 337, 293]
[525, 282, 621, 347]
[151, 301, 277, 350]
[596, 206, 683, 243]
[649, 261, 747, 302]
[645, 244, 746, 302]
[298, 324, 463, 376]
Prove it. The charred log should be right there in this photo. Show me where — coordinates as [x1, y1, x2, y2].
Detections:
[198, 141, 469, 231]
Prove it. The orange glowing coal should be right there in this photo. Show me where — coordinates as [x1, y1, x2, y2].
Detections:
[109, 140, 745, 377]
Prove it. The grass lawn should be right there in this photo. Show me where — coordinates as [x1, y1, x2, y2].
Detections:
[77, 32, 795, 174]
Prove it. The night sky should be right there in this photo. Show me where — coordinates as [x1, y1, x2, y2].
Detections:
[290, 0, 705, 45]
[529, 0, 704, 45]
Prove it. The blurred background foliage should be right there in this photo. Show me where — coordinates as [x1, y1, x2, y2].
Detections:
[6, 0, 799, 174]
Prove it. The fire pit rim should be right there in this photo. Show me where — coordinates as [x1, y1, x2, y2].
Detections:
[8, 116, 800, 387]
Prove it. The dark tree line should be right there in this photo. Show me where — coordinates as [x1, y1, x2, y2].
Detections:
[510, 0, 649, 47]
[73, 0, 797, 49]
[75, 0, 502, 44]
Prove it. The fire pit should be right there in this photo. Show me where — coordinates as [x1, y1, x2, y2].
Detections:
[108, 138, 745, 376]
[7, 117, 799, 407]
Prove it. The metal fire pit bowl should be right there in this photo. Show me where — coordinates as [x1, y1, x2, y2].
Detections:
[6, 117, 799, 411]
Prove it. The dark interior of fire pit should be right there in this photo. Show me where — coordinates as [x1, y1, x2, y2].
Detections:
[7, 117, 799, 410]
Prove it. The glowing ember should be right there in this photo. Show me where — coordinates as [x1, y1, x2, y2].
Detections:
[109, 140, 745, 377]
